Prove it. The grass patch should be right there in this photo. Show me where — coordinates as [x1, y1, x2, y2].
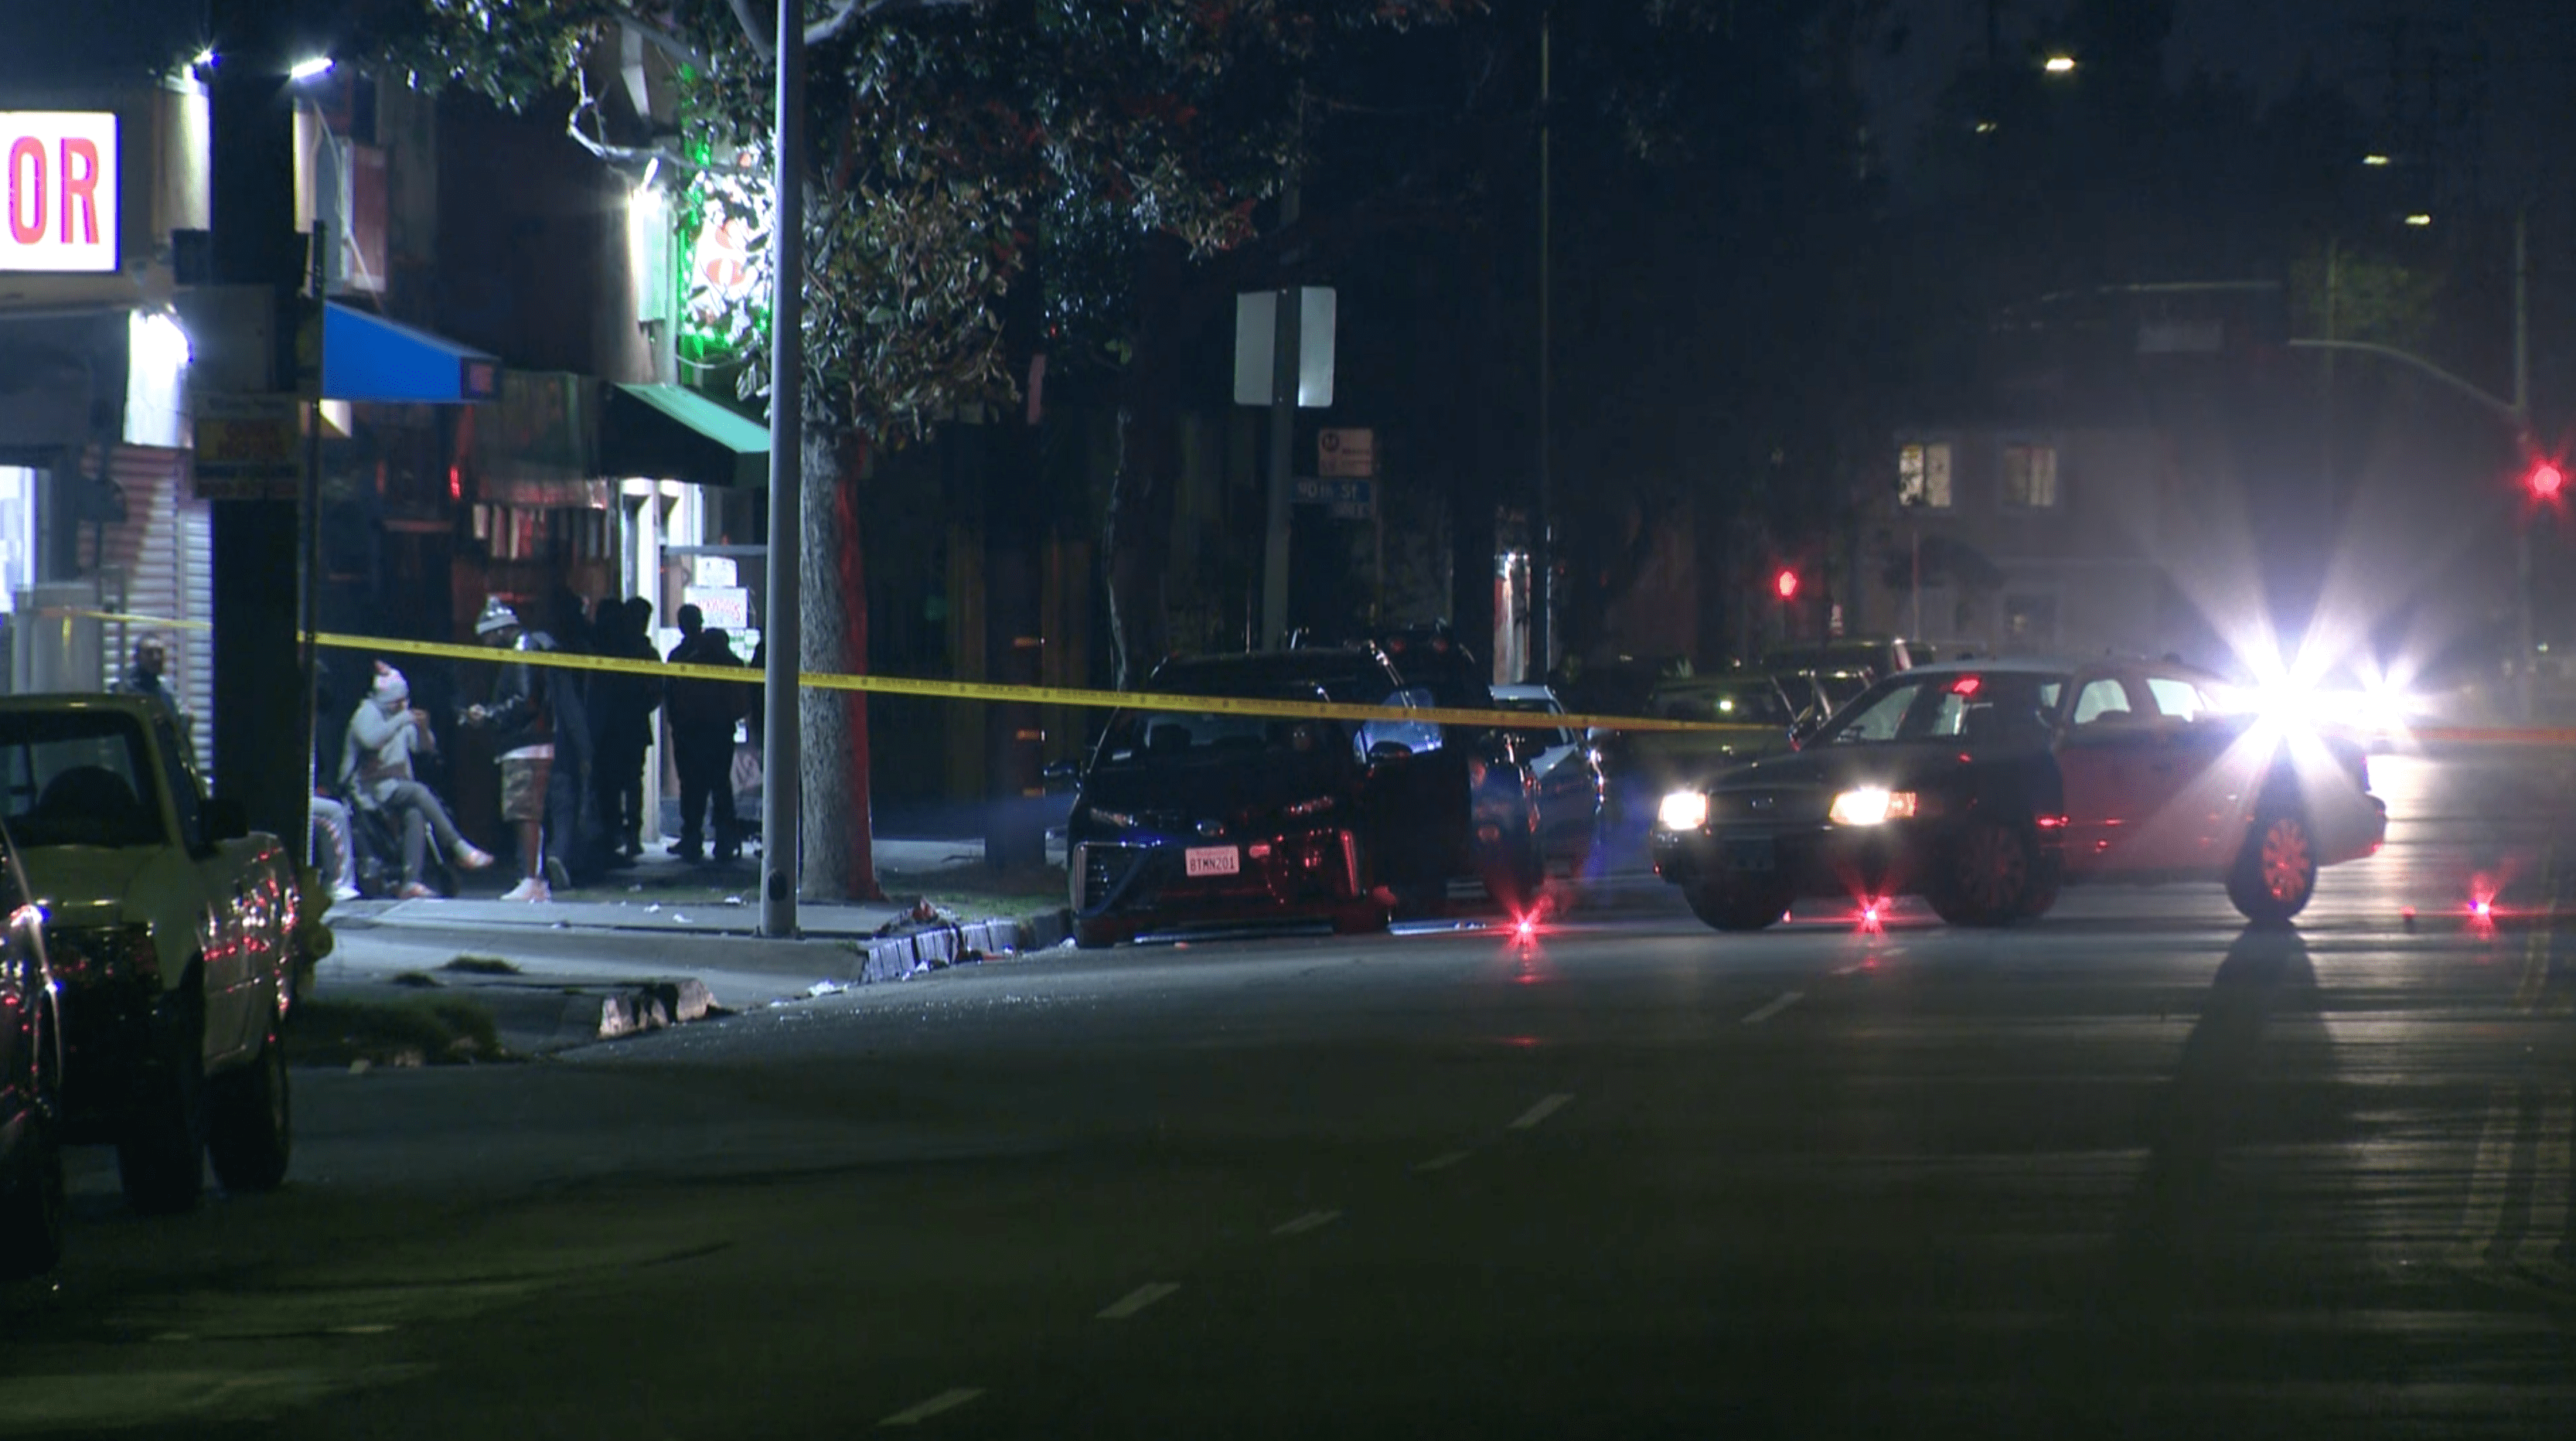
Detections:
[443, 954, 521, 975]
[288, 996, 509, 1068]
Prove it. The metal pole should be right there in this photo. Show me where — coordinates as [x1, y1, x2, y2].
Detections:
[760, 2, 806, 937]
[1260, 190, 1301, 649]
[1532, 8, 1554, 683]
[1909, 516, 1921, 642]
[2516, 207, 2534, 723]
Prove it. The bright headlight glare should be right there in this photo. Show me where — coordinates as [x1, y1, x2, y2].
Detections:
[1828, 788, 1917, 826]
[1088, 807, 1138, 830]
[1657, 791, 1709, 831]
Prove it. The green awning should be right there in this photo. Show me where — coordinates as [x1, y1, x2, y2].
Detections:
[600, 383, 770, 489]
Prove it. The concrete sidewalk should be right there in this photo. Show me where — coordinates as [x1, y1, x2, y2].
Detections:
[313, 834, 1072, 1055]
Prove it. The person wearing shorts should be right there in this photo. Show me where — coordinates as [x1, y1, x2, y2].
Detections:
[464, 598, 560, 901]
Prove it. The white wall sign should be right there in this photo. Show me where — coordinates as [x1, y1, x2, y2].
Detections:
[0, 112, 118, 273]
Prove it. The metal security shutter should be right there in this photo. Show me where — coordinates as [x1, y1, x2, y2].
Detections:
[90, 445, 214, 772]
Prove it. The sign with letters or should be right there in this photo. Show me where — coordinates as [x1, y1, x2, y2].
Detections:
[0, 112, 118, 273]
[191, 394, 303, 500]
[1292, 475, 1375, 520]
[1318, 428, 1375, 478]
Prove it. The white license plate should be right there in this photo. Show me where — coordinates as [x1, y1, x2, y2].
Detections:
[1184, 845, 1240, 877]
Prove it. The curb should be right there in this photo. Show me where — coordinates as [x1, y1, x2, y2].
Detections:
[849, 909, 1072, 986]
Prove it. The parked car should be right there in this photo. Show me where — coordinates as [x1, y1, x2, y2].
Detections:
[1762, 637, 1930, 685]
[1488, 684, 1607, 877]
[0, 818, 62, 1279]
[1651, 657, 2387, 930]
[0, 695, 303, 1214]
[1065, 648, 1541, 946]
[1608, 673, 1806, 823]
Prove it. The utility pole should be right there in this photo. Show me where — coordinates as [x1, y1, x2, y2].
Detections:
[206, 0, 312, 848]
[760, 0, 805, 937]
[1532, 6, 1555, 683]
[1259, 189, 1302, 649]
[2514, 206, 2534, 723]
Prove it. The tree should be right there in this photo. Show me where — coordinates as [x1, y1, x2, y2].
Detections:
[370, 0, 1470, 897]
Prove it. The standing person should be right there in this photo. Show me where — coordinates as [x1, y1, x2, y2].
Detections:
[111, 635, 193, 739]
[664, 605, 741, 863]
[543, 589, 603, 887]
[461, 598, 557, 901]
[591, 596, 660, 864]
[341, 662, 491, 897]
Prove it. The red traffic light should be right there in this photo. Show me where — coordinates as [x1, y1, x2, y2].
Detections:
[2529, 459, 2567, 501]
[1774, 569, 1801, 600]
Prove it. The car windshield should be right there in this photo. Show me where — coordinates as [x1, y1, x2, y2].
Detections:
[0, 709, 165, 849]
[1813, 670, 2068, 745]
[1647, 682, 1794, 727]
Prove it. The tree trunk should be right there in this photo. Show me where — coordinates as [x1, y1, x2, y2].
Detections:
[1103, 235, 1187, 688]
[799, 421, 884, 901]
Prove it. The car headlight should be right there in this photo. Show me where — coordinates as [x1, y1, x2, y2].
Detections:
[1283, 794, 1336, 818]
[1086, 807, 1139, 831]
[1657, 791, 1709, 831]
[1828, 788, 1918, 826]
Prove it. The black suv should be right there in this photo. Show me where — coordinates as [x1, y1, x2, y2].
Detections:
[1065, 647, 1538, 947]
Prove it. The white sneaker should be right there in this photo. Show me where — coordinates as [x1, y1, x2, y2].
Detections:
[499, 877, 551, 903]
[453, 842, 495, 871]
[331, 884, 362, 902]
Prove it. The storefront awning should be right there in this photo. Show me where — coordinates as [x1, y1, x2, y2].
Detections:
[322, 302, 502, 404]
[600, 383, 770, 489]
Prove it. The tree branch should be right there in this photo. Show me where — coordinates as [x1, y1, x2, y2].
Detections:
[612, 12, 709, 72]
[731, 0, 985, 63]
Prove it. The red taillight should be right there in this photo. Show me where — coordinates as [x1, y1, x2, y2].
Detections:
[1951, 675, 1981, 696]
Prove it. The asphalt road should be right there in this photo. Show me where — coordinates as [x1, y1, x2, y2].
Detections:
[5, 753, 2573, 1438]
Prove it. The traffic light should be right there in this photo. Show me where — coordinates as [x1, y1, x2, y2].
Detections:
[1774, 568, 1801, 601]
[2527, 458, 2566, 502]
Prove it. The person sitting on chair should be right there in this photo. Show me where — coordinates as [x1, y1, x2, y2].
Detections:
[342, 663, 491, 897]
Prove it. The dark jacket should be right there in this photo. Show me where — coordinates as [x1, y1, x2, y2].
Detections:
[591, 629, 662, 752]
[664, 632, 741, 741]
[482, 632, 557, 755]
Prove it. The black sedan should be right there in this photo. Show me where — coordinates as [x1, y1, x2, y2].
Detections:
[1651, 657, 2387, 930]
[1065, 649, 1532, 948]
[0, 819, 62, 1279]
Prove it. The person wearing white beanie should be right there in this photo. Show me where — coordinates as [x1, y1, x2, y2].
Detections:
[340, 661, 491, 897]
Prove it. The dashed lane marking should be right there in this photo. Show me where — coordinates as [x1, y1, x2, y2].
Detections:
[1271, 1210, 1345, 1237]
[1096, 1283, 1181, 1320]
[2519, 1087, 2572, 1273]
[879, 1388, 985, 1426]
[1742, 990, 1806, 1025]
[1414, 1150, 1472, 1173]
[2455, 1083, 2524, 1266]
[1508, 1093, 1575, 1131]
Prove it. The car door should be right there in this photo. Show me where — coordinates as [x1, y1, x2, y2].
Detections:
[154, 714, 252, 1065]
[1516, 705, 1599, 864]
[2129, 672, 2244, 870]
[2053, 673, 2159, 874]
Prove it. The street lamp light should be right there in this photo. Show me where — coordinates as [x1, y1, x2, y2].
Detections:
[2404, 213, 2433, 227]
[288, 56, 333, 81]
[2043, 54, 2077, 74]
[2362, 153, 2392, 167]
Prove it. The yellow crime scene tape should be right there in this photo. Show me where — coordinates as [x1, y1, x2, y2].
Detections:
[44, 608, 1767, 738]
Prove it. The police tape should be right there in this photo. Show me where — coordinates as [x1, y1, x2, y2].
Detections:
[44, 608, 1769, 737]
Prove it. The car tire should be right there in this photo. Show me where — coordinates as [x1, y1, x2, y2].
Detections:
[2227, 809, 2317, 924]
[1072, 917, 1126, 950]
[1927, 817, 2035, 928]
[0, 1102, 63, 1281]
[206, 1031, 291, 1194]
[2019, 851, 2064, 919]
[117, 993, 206, 1217]
[1684, 880, 1789, 932]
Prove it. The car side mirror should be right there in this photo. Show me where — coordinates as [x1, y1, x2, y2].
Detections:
[1041, 760, 1081, 794]
[203, 798, 250, 847]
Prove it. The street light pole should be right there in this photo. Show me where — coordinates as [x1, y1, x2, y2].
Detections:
[2514, 207, 2535, 723]
[760, 0, 806, 937]
[1532, 5, 1554, 683]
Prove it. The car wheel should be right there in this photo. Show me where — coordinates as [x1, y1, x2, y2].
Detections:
[0, 1082, 63, 1280]
[118, 993, 206, 1216]
[1072, 917, 1126, 950]
[2019, 851, 2064, 918]
[207, 1031, 291, 1194]
[1928, 818, 2034, 928]
[1684, 880, 1789, 932]
[2227, 809, 2317, 924]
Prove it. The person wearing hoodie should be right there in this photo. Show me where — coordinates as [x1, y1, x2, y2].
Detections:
[341, 661, 491, 897]
[462, 598, 560, 901]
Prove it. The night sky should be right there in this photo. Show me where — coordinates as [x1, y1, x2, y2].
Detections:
[1862, 0, 2576, 200]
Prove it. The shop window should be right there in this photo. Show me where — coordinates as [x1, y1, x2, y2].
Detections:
[1898, 441, 1953, 509]
[2002, 443, 2059, 508]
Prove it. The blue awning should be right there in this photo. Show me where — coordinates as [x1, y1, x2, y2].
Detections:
[322, 303, 502, 404]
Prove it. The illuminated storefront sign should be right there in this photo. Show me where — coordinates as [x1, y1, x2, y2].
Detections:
[0, 111, 118, 272]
